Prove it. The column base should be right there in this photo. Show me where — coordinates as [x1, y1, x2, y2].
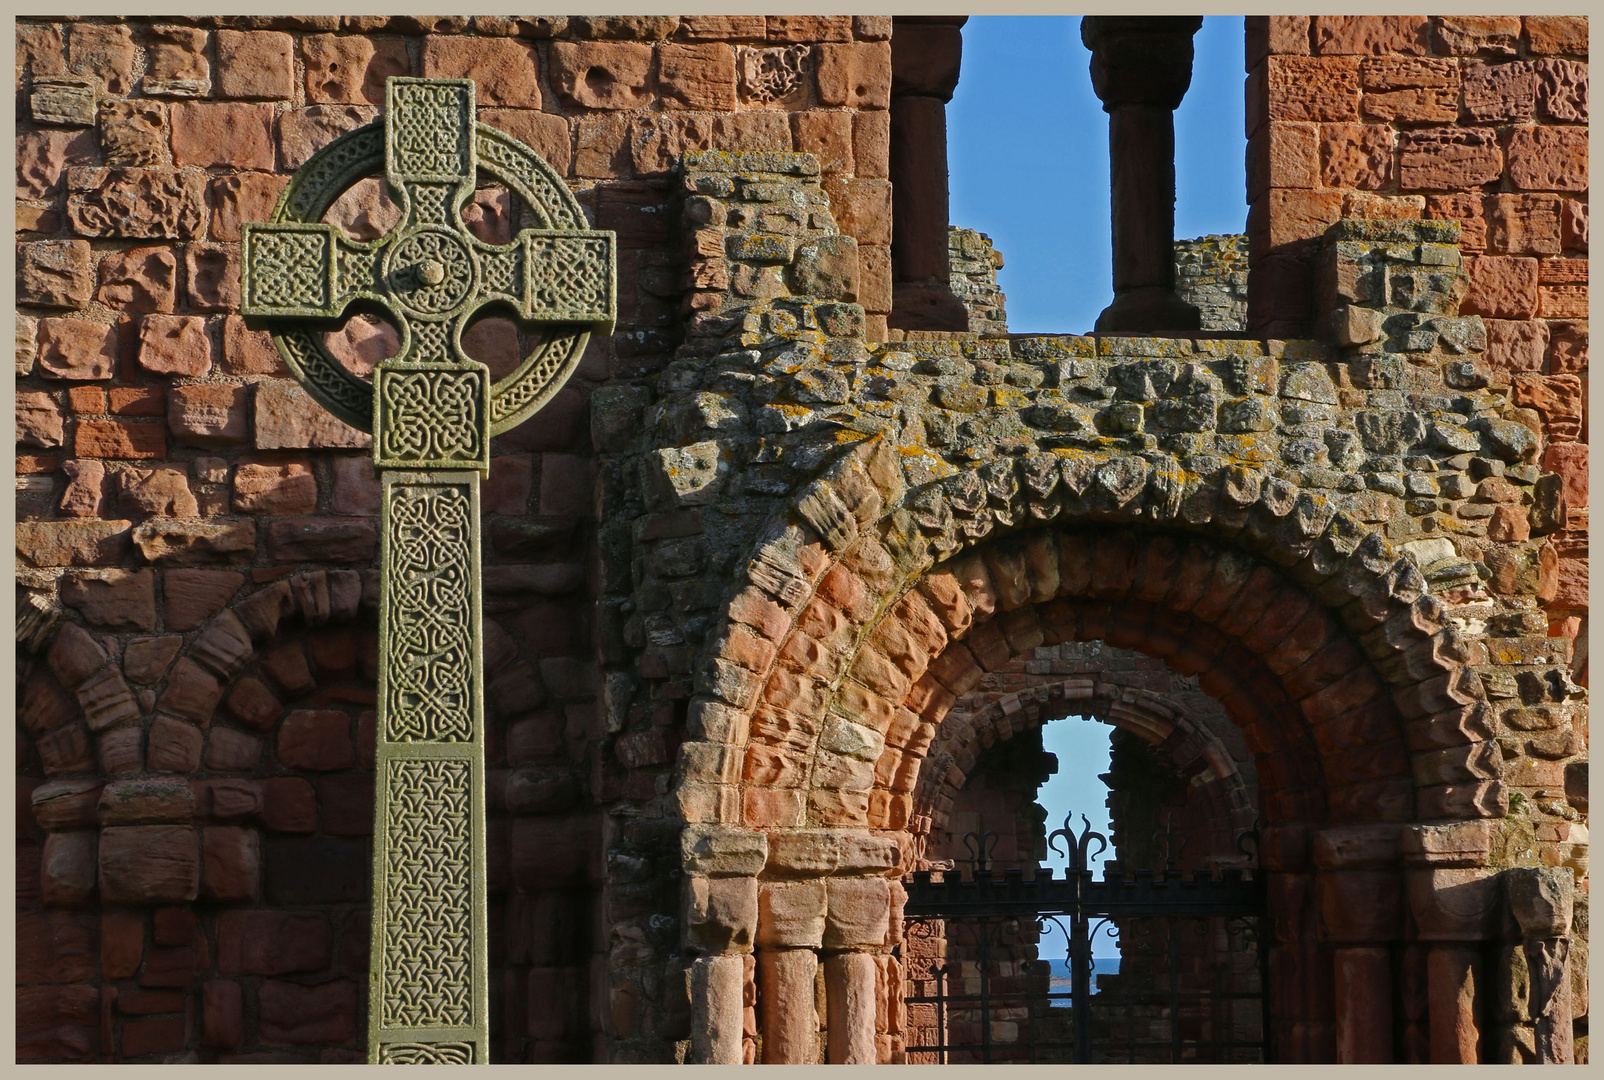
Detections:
[1094, 286, 1201, 333]
[889, 281, 969, 333]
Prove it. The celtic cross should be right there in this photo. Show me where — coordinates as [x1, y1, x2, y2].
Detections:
[240, 77, 615, 1065]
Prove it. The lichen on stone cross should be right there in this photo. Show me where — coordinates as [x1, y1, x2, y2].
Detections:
[237, 77, 615, 1065]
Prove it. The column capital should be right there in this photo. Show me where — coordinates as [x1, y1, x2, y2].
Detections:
[1081, 16, 1203, 112]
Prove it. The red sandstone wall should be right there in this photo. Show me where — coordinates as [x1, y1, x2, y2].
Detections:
[1246, 15, 1588, 669]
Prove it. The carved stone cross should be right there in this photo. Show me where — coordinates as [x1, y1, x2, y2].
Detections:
[240, 77, 614, 1064]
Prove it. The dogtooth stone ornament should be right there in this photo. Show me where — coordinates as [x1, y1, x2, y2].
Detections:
[239, 76, 616, 1065]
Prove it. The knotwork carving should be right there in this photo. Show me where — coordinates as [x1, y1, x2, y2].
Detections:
[377, 367, 488, 468]
[241, 76, 615, 437]
[378, 1042, 475, 1064]
[380, 758, 473, 1028]
[384, 482, 475, 742]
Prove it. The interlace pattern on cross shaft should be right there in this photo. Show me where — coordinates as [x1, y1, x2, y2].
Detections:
[381, 372, 482, 463]
[406, 321, 452, 364]
[528, 236, 610, 318]
[250, 231, 329, 310]
[381, 758, 473, 1028]
[379, 1042, 474, 1064]
[488, 335, 581, 426]
[392, 83, 471, 178]
[385, 484, 474, 742]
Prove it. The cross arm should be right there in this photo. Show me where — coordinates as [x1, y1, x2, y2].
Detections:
[506, 229, 618, 337]
[240, 222, 388, 321]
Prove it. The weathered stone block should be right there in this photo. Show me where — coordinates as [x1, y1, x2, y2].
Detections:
[98, 825, 199, 904]
[65, 168, 206, 239]
[36, 318, 117, 381]
[215, 30, 294, 100]
[168, 383, 249, 447]
[301, 35, 408, 105]
[19, 240, 92, 309]
[549, 41, 654, 109]
[253, 380, 371, 449]
[421, 36, 541, 108]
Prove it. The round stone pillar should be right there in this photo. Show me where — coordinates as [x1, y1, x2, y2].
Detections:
[1080, 16, 1203, 333]
[1314, 827, 1407, 1064]
[888, 15, 969, 332]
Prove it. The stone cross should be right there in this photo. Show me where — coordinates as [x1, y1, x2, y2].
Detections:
[240, 77, 614, 1064]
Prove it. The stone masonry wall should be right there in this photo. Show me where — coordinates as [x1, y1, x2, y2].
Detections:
[1175, 233, 1249, 333]
[1245, 14, 1587, 687]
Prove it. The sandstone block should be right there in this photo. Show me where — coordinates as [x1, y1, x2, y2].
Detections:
[791, 110, 853, 177]
[1266, 56, 1360, 122]
[1462, 256, 1538, 320]
[184, 244, 241, 313]
[137, 314, 210, 376]
[232, 460, 317, 515]
[74, 418, 166, 459]
[852, 109, 889, 179]
[18, 314, 40, 376]
[1398, 129, 1502, 191]
[97, 245, 178, 313]
[816, 42, 891, 109]
[477, 110, 572, 177]
[1506, 126, 1588, 193]
[155, 657, 223, 724]
[1484, 194, 1562, 257]
[1432, 16, 1521, 56]
[218, 315, 288, 376]
[204, 726, 262, 772]
[98, 100, 168, 167]
[216, 910, 331, 975]
[143, 25, 211, 98]
[66, 167, 205, 240]
[18, 519, 131, 568]
[824, 876, 891, 949]
[330, 455, 381, 514]
[36, 318, 116, 381]
[41, 830, 98, 907]
[31, 779, 105, 829]
[97, 778, 194, 825]
[421, 36, 541, 108]
[201, 827, 259, 902]
[215, 30, 293, 99]
[170, 102, 273, 170]
[30, 76, 97, 127]
[265, 517, 377, 564]
[203, 980, 244, 1051]
[550, 42, 655, 109]
[258, 777, 316, 833]
[257, 979, 357, 1046]
[678, 15, 765, 40]
[17, 391, 66, 449]
[17, 129, 97, 200]
[1319, 124, 1392, 190]
[277, 710, 355, 770]
[19, 240, 92, 309]
[253, 380, 370, 449]
[123, 635, 183, 684]
[116, 465, 198, 517]
[37, 721, 96, 775]
[168, 383, 249, 447]
[1462, 60, 1536, 123]
[73, 665, 141, 732]
[98, 825, 199, 904]
[1483, 319, 1549, 374]
[1534, 59, 1588, 123]
[821, 177, 891, 247]
[60, 569, 156, 632]
[757, 879, 827, 948]
[685, 873, 759, 951]
[1312, 16, 1427, 55]
[97, 726, 144, 775]
[301, 35, 409, 105]
[209, 173, 289, 243]
[147, 714, 204, 773]
[131, 519, 256, 565]
[275, 104, 378, 171]
[659, 43, 737, 110]
[1523, 17, 1587, 56]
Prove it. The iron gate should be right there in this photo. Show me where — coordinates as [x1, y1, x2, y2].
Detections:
[900, 816, 1269, 1064]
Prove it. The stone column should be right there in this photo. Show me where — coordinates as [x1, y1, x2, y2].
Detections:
[888, 15, 969, 332]
[823, 876, 892, 1064]
[1314, 827, 1405, 1064]
[682, 827, 767, 1065]
[756, 879, 827, 1064]
[1080, 16, 1203, 333]
[1508, 866, 1576, 1064]
[1404, 822, 1501, 1065]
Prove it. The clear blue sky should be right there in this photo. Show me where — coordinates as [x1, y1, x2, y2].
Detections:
[947, 17, 1246, 868]
[949, 15, 1248, 334]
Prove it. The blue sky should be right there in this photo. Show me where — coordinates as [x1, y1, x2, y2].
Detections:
[948, 17, 1247, 865]
[950, 15, 1248, 335]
